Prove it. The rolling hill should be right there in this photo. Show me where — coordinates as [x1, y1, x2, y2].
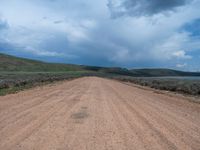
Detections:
[0, 53, 83, 72]
[0, 53, 200, 77]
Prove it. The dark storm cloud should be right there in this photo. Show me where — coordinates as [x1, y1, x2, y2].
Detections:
[108, 0, 190, 18]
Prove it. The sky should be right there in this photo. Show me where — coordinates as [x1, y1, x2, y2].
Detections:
[0, 0, 200, 71]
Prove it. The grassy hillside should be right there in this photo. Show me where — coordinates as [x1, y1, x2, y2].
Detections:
[0, 53, 84, 72]
[0, 53, 90, 95]
[0, 53, 200, 96]
[0, 53, 200, 76]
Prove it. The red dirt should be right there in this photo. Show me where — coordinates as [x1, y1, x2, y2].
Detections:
[0, 77, 200, 150]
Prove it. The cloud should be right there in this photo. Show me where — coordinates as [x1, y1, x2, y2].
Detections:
[108, 0, 190, 18]
[172, 50, 192, 59]
[24, 46, 64, 57]
[0, 18, 9, 43]
[176, 63, 187, 68]
[0, 0, 200, 70]
[0, 19, 8, 30]
[53, 20, 63, 24]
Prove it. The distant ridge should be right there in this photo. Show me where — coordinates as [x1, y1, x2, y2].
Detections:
[130, 68, 200, 77]
[0, 53, 200, 77]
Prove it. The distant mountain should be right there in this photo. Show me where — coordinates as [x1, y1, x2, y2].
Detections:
[81, 66, 134, 76]
[0, 53, 200, 76]
[81, 66, 200, 77]
[130, 68, 200, 77]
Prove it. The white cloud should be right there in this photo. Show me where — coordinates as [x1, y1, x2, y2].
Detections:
[151, 31, 198, 61]
[172, 50, 192, 59]
[176, 63, 187, 68]
[24, 46, 64, 57]
[0, 0, 200, 70]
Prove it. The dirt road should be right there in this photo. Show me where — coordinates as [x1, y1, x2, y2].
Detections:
[0, 77, 200, 150]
